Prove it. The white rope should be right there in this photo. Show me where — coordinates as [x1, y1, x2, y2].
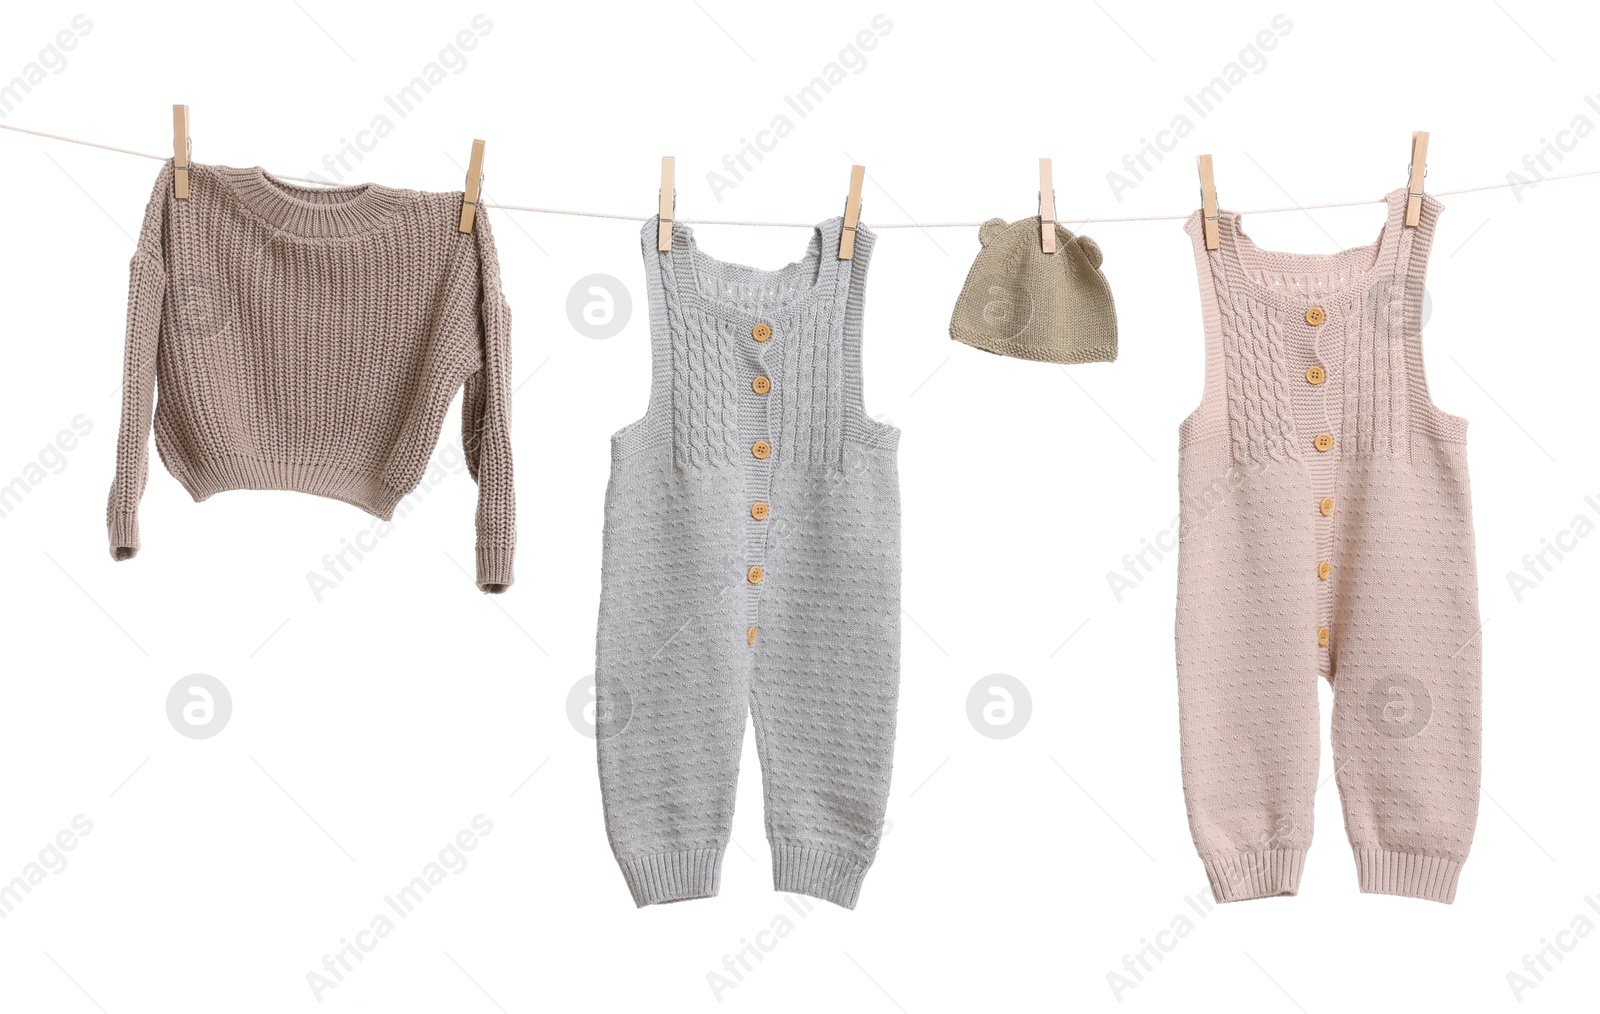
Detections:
[6, 120, 1597, 229]
[2, 122, 166, 162]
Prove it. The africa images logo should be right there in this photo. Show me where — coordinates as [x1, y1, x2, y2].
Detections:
[973, 274, 1035, 343]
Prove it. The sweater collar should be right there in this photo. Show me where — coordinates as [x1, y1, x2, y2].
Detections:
[664, 217, 845, 322]
[1209, 188, 1407, 311]
[205, 164, 415, 239]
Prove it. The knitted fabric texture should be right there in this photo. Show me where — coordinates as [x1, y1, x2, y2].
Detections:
[107, 162, 516, 592]
[596, 216, 901, 910]
[1175, 187, 1481, 904]
[949, 216, 1117, 363]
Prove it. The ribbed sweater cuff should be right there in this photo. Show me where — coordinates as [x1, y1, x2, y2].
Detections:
[475, 544, 514, 593]
[1355, 849, 1462, 904]
[619, 847, 723, 906]
[108, 511, 140, 561]
[772, 844, 870, 910]
[1203, 848, 1306, 902]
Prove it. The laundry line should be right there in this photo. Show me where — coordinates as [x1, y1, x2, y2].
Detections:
[5, 120, 1598, 229]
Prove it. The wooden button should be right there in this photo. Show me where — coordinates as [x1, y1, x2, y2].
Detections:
[746, 565, 764, 584]
[1306, 365, 1326, 385]
[1319, 497, 1335, 516]
[746, 626, 758, 645]
[1305, 306, 1326, 326]
[1314, 433, 1334, 452]
[751, 501, 769, 520]
[752, 376, 771, 394]
[752, 440, 771, 459]
[1317, 626, 1331, 647]
[752, 323, 772, 342]
[1317, 560, 1331, 580]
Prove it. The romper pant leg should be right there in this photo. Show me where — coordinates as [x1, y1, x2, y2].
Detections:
[747, 459, 900, 909]
[1329, 452, 1481, 903]
[1176, 447, 1321, 901]
[597, 457, 749, 906]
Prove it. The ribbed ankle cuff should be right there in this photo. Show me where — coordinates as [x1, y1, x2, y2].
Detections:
[618, 847, 723, 906]
[475, 543, 514, 593]
[1355, 849, 1462, 904]
[772, 844, 869, 910]
[1203, 849, 1306, 902]
[108, 510, 140, 560]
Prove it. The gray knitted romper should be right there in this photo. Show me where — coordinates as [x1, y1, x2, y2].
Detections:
[596, 216, 901, 909]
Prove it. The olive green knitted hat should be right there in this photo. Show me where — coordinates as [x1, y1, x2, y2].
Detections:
[948, 216, 1117, 364]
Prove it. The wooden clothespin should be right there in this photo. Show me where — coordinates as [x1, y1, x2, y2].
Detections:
[839, 164, 865, 259]
[1405, 130, 1429, 227]
[1197, 154, 1219, 250]
[657, 156, 675, 252]
[172, 104, 191, 199]
[458, 139, 486, 234]
[1038, 157, 1057, 253]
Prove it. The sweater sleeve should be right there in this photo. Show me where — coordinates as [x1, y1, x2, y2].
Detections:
[107, 167, 171, 560]
[460, 210, 517, 592]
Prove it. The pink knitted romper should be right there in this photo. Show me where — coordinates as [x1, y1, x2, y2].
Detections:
[1175, 187, 1481, 904]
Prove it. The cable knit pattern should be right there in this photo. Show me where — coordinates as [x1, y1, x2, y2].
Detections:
[1176, 188, 1480, 904]
[1212, 270, 1299, 465]
[655, 225, 853, 469]
[596, 217, 900, 909]
[106, 161, 515, 592]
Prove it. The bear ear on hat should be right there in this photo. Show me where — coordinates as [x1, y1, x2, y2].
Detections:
[1073, 234, 1104, 270]
[977, 217, 1007, 246]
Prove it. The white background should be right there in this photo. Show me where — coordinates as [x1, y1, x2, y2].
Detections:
[0, 2, 1596, 1011]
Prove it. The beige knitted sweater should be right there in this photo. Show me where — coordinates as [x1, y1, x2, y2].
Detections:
[107, 162, 515, 591]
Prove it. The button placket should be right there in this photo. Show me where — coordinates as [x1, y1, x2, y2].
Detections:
[740, 319, 778, 645]
[1304, 303, 1340, 664]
